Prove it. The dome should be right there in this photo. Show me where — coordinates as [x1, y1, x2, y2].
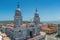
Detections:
[15, 1, 22, 16]
[15, 8, 21, 16]
[16, 8, 21, 11]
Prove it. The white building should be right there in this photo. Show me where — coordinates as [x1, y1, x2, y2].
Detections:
[2, 1, 46, 40]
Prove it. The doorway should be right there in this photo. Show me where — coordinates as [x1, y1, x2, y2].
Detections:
[30, 31, 33, 38]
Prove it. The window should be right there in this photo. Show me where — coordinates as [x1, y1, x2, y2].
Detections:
[30, 25, 34, 27]
[19, 30, 21, 32]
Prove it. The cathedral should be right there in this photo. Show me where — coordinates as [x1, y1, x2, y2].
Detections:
[2, 1, 46, 40]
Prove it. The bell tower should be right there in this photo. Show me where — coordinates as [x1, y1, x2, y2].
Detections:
[14, 1, 22, 28]
[33, 8, 40, 24]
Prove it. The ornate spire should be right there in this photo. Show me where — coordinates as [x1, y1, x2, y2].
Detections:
[36, 8, 38, 12]
[34, 8, 40, 24]
[14, 0, 22, 28]
[16, 0, 20, 11]
[15, 0, 22, 16]
[17, 0, 20, 8]
[35, 8, 39, 17]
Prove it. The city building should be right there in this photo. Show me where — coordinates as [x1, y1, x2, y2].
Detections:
[41, 24, 58, 34]
[2, 1, 46, 40]
[57, 24, 60, 37]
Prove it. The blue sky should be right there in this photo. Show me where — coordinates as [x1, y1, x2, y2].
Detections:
[0, 0, 60, 21]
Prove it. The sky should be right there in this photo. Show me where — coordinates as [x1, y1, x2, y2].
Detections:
[0, 0, 60, 21]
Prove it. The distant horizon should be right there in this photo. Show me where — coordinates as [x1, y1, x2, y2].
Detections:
[0, 0, 60, 21]
[0, 19, 60, 22]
